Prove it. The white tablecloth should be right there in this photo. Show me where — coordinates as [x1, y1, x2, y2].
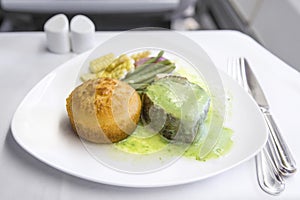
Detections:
[0, 31, 299, 199]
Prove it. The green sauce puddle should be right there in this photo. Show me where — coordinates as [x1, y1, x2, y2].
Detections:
[184, 127, 233, 161]
[114, 113, 233, 162]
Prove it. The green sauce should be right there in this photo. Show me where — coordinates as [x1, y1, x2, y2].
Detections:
[145, 78, 209, 120]
[114, 66, 234, 162]
[114, 111, 234, 162]
[184, 127, 233, 161]
[114, 125, 168, 154]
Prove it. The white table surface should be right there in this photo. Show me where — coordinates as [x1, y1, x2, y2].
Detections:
[0, 31, 299, 199]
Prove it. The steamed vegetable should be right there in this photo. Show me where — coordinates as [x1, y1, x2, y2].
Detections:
[89, 53, 115, 73]
[81, 50, 176, 91]
[81, 54, 134, 81]
[123, 51, 175, 90]
[100, 54, 134, 80]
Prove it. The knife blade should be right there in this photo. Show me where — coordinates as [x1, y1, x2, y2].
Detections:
[243, 58, 297, 175]
[244, 60, 269, 109]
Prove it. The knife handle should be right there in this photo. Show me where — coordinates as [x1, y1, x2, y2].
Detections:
[262, 110, 297, 175]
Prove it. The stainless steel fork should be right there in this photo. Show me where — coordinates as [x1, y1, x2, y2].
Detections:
[227, 58, 285, 195]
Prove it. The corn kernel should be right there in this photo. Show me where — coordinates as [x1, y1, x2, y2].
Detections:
[89, 53, 115, 73]
[98, 54, 134, 80]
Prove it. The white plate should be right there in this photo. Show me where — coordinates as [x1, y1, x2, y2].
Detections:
[11, 53, 268, 187]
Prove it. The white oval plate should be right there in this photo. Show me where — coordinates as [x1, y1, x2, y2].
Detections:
[11, 53, 267, 188]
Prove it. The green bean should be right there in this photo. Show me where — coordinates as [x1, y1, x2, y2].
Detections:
[136, 67, 176, 84]
[142, 50, 164, 65]
[125, 50, 164, 79]
[125, 64, 175, 84]
[124, 63, 165, 81]
[158, 59, 172, 65]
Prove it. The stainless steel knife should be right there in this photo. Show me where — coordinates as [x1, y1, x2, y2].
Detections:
[243, 58, 297, 175]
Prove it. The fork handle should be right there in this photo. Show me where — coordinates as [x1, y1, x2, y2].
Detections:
[256, 146, 285, 195]
[262, 111, 297, 175]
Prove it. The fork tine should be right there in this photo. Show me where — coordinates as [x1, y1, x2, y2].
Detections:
[236, 58, 243, 86]
[228, 57, 247, 90]
[230, 58, 243, 86]
[239, 57, 250, 93]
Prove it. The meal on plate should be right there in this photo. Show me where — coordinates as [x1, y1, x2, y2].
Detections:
[66, 50, 233, 161]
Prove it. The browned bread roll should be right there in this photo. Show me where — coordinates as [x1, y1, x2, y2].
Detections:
[66, 78, 141, 143]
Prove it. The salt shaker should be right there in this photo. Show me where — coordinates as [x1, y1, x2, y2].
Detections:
[44, 14, 70, 54]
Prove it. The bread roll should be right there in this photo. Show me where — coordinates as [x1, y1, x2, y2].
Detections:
[66, 78, 141, 143]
